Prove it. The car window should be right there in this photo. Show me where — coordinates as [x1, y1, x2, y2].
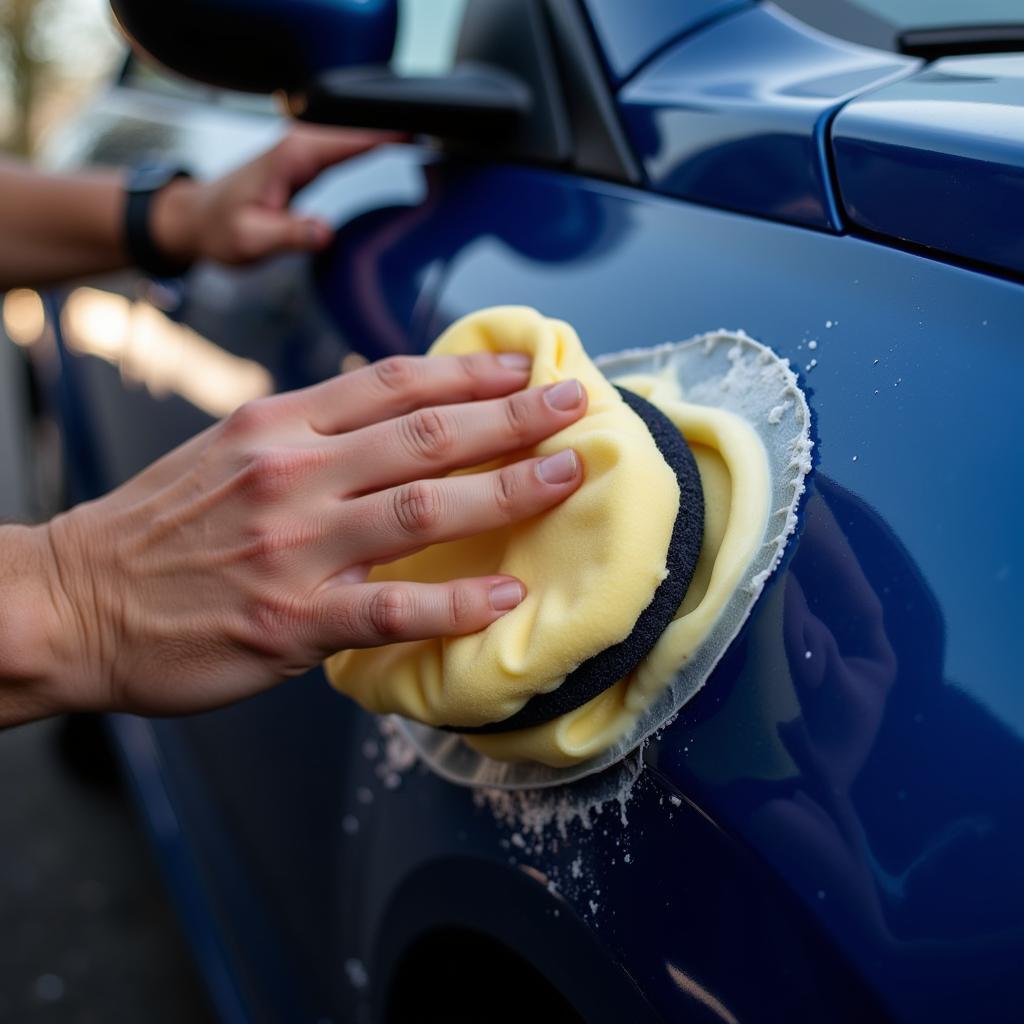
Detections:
[777, 0, 1022, 52]
[392, 0, 468, 76]
[840, 0, 1019, 29]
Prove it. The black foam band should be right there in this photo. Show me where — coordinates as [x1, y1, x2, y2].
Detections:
[447, 385, 705, 736]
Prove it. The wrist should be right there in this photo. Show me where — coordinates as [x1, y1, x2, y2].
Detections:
[149, 177, 203, 266]
[0, 524, 76, 722]
[38, 509, 125, 716]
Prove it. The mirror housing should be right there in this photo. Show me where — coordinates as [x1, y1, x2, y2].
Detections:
[110, 0, 540, 156]
[289, 63, 531, 143]
[109, 0, 398, 93]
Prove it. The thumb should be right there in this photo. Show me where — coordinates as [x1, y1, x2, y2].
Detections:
[231, 208, 333, 262]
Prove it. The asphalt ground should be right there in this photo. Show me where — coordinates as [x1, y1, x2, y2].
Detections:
[0, 332, 215, 1023]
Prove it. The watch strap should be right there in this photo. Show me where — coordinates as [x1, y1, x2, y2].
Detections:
[124, 165, 194, 279]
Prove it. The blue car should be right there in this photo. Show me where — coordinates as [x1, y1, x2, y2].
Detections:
[24, 0, 1024, 1020]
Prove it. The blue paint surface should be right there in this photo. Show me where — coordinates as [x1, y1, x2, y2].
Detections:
[833, 54, 1024, 276]
[619, 4, 918, 229]
[41, 10, 1024, 1020]
[581, 0, 751, 84]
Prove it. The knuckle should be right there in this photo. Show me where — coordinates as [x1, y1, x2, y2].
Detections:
[238, 521, 293, 574]
[366, 586, 413, 640]
[504, 392, 534, 436]
[392, 480, 443, 535]
[247, 588, 306, 640]
[448, 585, 476, 630]
[223, 398, 277, 439]
[372, 356, 417, 395]
[238, 449, 303, 502]
[494, 466, 520, 515]
[402, 408, 455, 461]
[456, 353, 489, 384]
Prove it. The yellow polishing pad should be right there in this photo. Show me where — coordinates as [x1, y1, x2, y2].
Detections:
[326, 306, 681, 735]
[326, 308, 773, 768]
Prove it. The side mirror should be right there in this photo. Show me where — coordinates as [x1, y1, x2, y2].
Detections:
[289, 63, 530, 142]
[110, 0, 535, 146]
[109, 0, 400, 94]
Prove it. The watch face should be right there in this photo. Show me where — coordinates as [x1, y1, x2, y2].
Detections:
[128, 162, 186, 193]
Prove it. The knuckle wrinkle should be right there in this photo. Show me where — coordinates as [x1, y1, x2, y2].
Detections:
[393, 481, 441, 535]
[367, 587, 410, 639]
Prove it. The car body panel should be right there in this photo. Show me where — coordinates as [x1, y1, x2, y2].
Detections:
[832, 53, 1024, 276]
[580, 0, 752, 84]
[419, 160, 1024, 1022]
[34, 9, 1024, 1023]
[618, 3, 919, 229]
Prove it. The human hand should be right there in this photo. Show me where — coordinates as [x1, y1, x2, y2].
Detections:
[33, 354, 587, 717]
[151, 125, 404, 267]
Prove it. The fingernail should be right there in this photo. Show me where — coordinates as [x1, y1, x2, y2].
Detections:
[544, 379, 584, 411]
[497, 352, 532, 371]
[536, 448, 578, 485]
[490, 579, 525, 611]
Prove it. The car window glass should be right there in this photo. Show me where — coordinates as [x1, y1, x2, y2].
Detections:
[777, 0, 1022, 52]
[391, 0, 468, 76]
[847, 0, 1020, 28]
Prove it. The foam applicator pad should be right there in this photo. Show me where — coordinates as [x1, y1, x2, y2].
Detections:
[322, 307, 794, 773]
[326, 307, 687, 741]
[452, 386, 704, 734]
[372, 325, 807, 784]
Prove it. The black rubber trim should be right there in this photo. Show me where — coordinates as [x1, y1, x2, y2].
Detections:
[543, 0, 643, 184]
[899, 24, 1024, 59]
[448, 385, 704, 735]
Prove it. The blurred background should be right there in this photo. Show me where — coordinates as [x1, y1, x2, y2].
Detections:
[0, 1, 213, 1020]
[0, 0, 118, 156]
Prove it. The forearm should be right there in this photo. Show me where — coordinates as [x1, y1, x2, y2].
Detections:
[0, 128, 399, 290]
[0, 161, 203, 291]
[0, 523, 69, 725]
[0, 160, 129, 289]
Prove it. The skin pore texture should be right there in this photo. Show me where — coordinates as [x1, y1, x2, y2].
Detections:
[326, 309, 771, 767]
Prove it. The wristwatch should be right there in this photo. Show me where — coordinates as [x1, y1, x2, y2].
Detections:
[123, 161, 194, 279]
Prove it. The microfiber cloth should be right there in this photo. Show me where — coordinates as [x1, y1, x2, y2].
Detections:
[451, 385, 704, 734]
[325, 308, 775, 769]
